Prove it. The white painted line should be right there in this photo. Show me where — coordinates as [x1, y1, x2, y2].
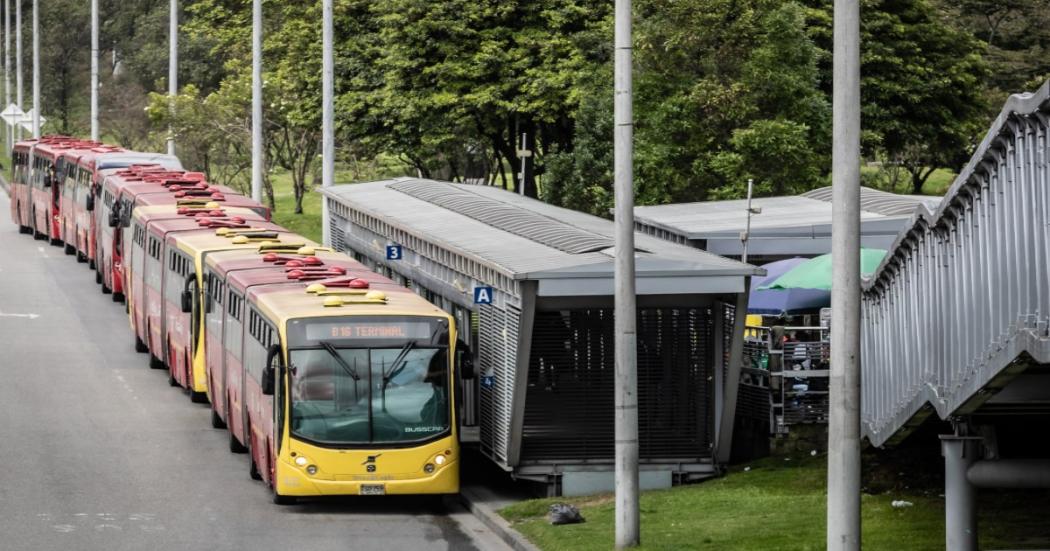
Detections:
[0, 311, 40, 319]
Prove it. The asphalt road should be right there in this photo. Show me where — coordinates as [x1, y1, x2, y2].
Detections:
[0, 189, 509, 551]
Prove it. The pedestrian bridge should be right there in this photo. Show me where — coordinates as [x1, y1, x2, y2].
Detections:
[861, 80, 1050, 447]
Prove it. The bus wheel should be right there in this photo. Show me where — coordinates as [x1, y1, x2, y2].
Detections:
[168, 371, 179, 386]
[76, 251, 86, 263]
[88, 259, 95, 270]
[272, 491, 297, 506]
[64, 243, 75, 255]
[229, 432, 248, 454]
[210, 409, 226, 429]
[250, 457, 263, 481]
[190, 390, 208, 404]
[150, 355, 166, 371]
[112, 292, 124, 303]
[18, 225, 30, 234]
[95, 270, 102, 284]
[134, 334, 148, 353]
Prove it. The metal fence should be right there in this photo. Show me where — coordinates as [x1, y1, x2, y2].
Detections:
[860, 83, 1050, 446]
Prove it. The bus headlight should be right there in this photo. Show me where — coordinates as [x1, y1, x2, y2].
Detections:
[434, 455, 446, 466]
[423, 463, 435, 474]
[306, 465, 318, 475]
[295, 456, 309, 467]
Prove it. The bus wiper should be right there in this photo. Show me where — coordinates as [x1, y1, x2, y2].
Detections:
[383, 341, 415, 386]
[319, 340, 360, 381]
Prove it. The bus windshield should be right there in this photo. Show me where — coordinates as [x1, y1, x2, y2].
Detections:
[288, 343, 450, 446]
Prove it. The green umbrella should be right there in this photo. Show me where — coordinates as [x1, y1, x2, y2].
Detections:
[758, 248, 887, 291]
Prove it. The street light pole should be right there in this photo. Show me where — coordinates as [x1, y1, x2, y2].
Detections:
[31, 0, 38, 138]
[613, 0, 639, 546]
[4, 0, 11, 151]
[250, 0, 263, 203]
[14, 0, 20, 141]
[90, 0, 99, 142]
[167, 0, 177, 156]
[321, 0, 334, 245]
[827, 0, 862, 544]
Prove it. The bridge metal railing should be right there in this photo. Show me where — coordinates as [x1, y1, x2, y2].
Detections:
[860, 82, 1050, 447]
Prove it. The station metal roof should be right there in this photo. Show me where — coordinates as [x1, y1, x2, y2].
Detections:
[632, 186, 942, 257]
[321, 178, 762, 296]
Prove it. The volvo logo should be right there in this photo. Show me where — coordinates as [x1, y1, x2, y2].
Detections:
[361, 451, 382, 472]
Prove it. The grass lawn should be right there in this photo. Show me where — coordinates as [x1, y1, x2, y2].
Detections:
[500, 453, 1050, 551]
[268, 171, 324, 244]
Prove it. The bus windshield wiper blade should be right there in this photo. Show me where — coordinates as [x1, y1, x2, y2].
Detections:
[383, 341, 416, 386]
[319, 340, 360, 381]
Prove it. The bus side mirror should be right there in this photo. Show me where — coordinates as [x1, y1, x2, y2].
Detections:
[108, 210, 120, 228]
[457, 340, 475, 380]
[262, 344, 281, 395]
[86, 194, 95, 212]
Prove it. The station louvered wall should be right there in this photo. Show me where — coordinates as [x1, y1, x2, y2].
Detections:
[477, 305, 521, 464]
[520, 308, 714, 463]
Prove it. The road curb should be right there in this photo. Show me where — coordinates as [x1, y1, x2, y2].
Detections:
[458, 486, 542, 551]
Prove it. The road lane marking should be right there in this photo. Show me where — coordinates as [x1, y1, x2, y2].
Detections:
[0, 311, 40, 319]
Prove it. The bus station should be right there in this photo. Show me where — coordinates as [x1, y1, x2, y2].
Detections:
[320, 178, 763, 495]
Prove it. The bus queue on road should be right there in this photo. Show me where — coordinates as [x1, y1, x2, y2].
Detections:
[7, 135, 468, 504]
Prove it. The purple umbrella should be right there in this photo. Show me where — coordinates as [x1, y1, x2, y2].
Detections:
[748, 258, 831, 316]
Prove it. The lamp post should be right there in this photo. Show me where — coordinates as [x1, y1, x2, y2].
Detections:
[321, 0, 333, 245]
[251, 0, 263, 203]
[613, 0, 639, 546]
[827, 0, 862, 545]
[167, 0, 177, 156]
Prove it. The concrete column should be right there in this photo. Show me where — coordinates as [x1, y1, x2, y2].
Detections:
[940, 435, 980, 551]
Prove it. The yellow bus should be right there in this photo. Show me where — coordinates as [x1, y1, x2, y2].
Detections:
[234, 279, 464, 503]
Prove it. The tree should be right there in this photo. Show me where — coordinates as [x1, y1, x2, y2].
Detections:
[805, 0, 989, 193]
[351, 0, 613, 197]
[545, 0, 831, 214]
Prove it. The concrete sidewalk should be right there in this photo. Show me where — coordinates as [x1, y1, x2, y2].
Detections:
[458, 485, 541, 551]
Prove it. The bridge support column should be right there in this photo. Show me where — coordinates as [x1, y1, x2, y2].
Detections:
[940, 435, 981, 551]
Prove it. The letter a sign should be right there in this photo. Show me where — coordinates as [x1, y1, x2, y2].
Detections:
[474, 286, 493, 305]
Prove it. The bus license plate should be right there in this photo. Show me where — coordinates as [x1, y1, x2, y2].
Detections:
[360, 484, 386, 495]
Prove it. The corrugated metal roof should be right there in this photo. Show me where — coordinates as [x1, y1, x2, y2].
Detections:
[634, 186, 941, 240]
[800, 186, 940, 216]
[390, 179, 613, 254]
[321, 178, 761, 280]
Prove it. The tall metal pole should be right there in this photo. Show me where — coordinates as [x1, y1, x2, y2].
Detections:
[827, 0, 862, 543]
[90, 0, 99, 142]
[613, 0, 639, 546]
[320, 0, 334, 244]
[167, 0, 177, 156]
[4, 0, 11, 151]
[14, 0, 20, 142]
[250, 0, 262, 203]
[31, 0, 38, 138]
[742, 178, 754, 264]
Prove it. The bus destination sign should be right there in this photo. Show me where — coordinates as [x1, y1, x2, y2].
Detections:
[305, 321, 434, 341]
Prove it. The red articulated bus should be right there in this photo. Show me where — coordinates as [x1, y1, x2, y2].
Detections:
[9, 140, 37, 232]
[57, 145, 124, 262]
[12, 136, 96, 243]
[200, 248, 382, 439]
[65, 150, 182, 268]
[126, 208, 276, 393]
[96, 165, 265, 300]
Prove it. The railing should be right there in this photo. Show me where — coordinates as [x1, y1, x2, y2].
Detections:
[860, 81, 1050, 446]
